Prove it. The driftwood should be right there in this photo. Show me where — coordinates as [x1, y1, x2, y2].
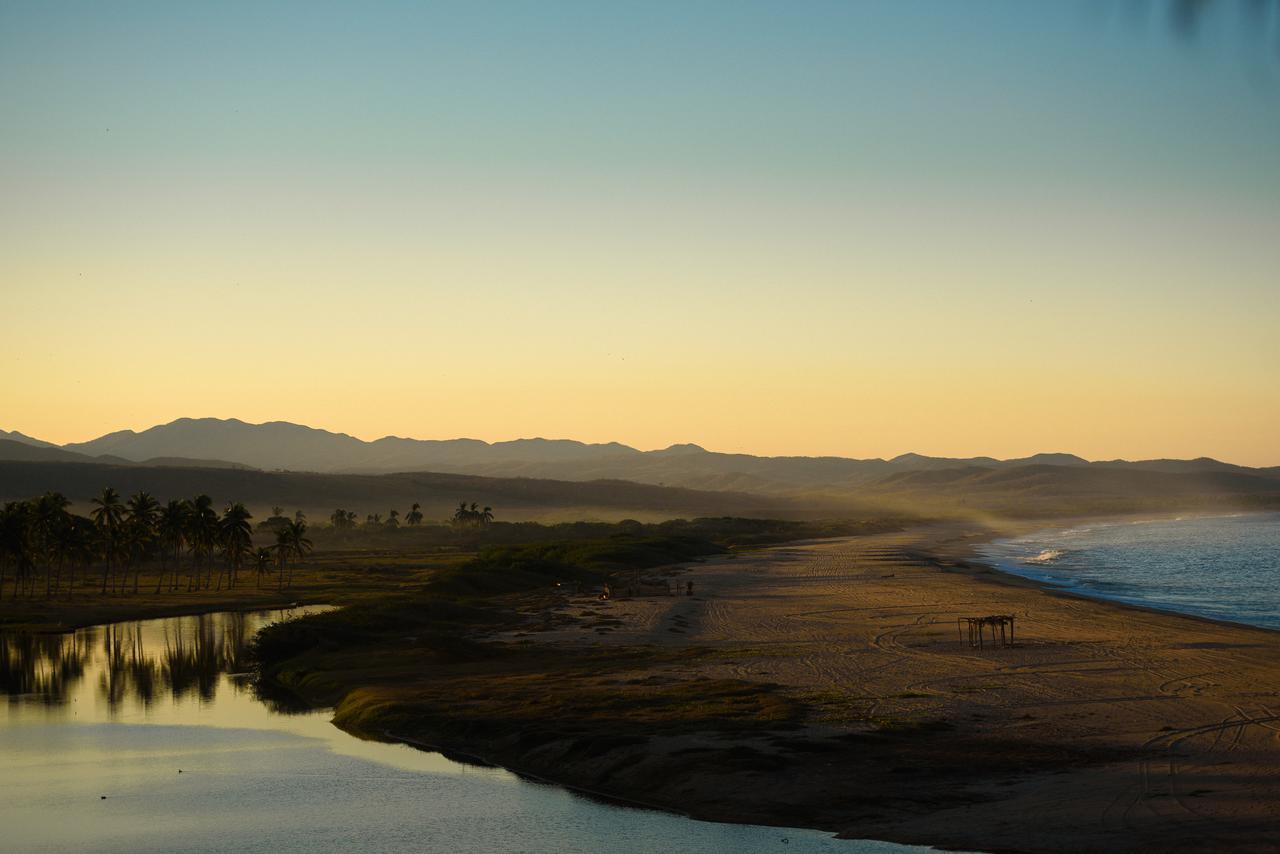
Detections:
[958, 614, 1015, 649]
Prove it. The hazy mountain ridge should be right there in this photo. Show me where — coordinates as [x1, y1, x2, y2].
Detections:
[0, 430, 58, 449]
[0, 438, 256, 471]
[6, 418, 1277, 499]
[876, 463, 1280, 497]
[4, 422, 1277, 521]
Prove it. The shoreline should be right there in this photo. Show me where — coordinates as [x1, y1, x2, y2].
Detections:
[937, 511, 1280, 637]
[9, 518, 1279, 851]
[4, 509, 1267, 637]
[0, 592, 316, 634]
[309, 520, 1280, 853]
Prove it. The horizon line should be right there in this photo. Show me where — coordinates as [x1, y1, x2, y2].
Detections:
[4, 415, 1275, 470]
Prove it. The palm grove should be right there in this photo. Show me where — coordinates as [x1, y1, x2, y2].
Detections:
[0, 489, 312, 599]
[1, 491, 496, 600]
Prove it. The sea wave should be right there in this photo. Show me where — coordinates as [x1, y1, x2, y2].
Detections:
[984, 514, 1280, 630]
[1025, 548, 1067, 564]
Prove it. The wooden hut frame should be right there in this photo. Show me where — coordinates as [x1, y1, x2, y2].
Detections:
[958, 614, 1015, 649]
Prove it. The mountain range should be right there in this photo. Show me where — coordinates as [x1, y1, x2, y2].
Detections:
[3, 418, 1277, 495]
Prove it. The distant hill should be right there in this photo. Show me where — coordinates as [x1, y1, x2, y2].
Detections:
[61, 418, 640, 473]
[876, 463, 1280, 496]
[6, 418, 1276, 513]
[870, 463, 1280, 516]
[0, 459, 817, 523]
[0, 430, 58, 449]
[0, 439, 98, 464]
[3, 455, 1276, 523]
[0, 438, 257, 471]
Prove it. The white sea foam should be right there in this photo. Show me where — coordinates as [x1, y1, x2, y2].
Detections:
[983, 513, 1280, 631]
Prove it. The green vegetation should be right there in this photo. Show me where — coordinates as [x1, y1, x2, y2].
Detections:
[252, 527, 765, 665]
[251, 517, 900, 727]
[0, 482, 899, 636]
[427, 535, 725, 598]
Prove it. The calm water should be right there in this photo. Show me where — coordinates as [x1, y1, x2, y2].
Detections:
[980, 513, 1280, 630]
[0, 609, 946, 853]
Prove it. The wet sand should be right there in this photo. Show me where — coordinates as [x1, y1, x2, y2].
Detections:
[503, 522, 1280, 852]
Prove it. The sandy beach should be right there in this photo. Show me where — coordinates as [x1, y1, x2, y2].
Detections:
[462, 522, 1280, 852]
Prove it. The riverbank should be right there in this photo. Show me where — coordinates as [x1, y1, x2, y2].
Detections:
[0, 518, 890, 633]
[0, 548, 462, 632]
[261, 521, 1280, 853]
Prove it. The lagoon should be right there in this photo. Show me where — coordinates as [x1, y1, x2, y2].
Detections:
[0, 609, 941, 853]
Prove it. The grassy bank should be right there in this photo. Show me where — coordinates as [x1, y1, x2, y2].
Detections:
[250, 519, 1131, 841]
[251, 519, 906, 728]
[250, 529, 841, 821]
[0, 548, 461, 633]
[0, 516, 898, 633]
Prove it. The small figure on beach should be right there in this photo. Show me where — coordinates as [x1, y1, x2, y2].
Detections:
[686, 581, 694, 596]
[600, 583, 611, 600]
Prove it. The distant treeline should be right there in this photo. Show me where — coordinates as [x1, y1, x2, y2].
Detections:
[2, 480, 901, 603]
[0, 489, 312, 599]
[0, 459, 803, 525]
[320, 501, 488, 531]
[1, 487, 520, 600]
[310, 513, 902, 553]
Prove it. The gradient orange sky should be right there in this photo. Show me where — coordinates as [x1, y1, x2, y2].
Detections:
[2, 3, 1278, 465]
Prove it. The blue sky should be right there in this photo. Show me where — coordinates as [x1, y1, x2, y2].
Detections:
[2, 1, 1278, 462]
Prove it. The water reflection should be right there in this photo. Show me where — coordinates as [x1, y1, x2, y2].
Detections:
[0, 608, 321, 719]
[0, 631, 92, 703]
[0, 608, 945, 853]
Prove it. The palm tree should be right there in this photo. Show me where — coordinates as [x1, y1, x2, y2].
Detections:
[119, 516, 156, 595]
[253, 547, 273, 588]
[273, 528, 291, 592]
[33, 492, 71, 597]
[156, 500, 188, 593]
[406, 502, 423, 526]
[0, 501, 32, 599]
[387, 509, 399, 528]
[90, 488, 124, 594]
[450, 501, 493, 528]
[186, 495, 218, 591]
[271, 520, 313, 591]
[61, 515, 96, 600]
[271, 506, 284, 519]
[218, 503, 253, 590]
[125, 492, 160, 593]
[283, 520, 311, 588]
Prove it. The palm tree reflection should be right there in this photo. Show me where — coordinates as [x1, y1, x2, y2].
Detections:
[2, 611, 278, 714]
[0, 632, 92, 704]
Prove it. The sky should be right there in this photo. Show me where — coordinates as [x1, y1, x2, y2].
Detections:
[2, 1, 1278, 465]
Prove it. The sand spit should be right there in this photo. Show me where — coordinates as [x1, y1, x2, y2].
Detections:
[480, 523, 1280, 853]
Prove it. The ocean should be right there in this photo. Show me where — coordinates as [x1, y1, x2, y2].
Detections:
[979, 513, 1280, 631]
